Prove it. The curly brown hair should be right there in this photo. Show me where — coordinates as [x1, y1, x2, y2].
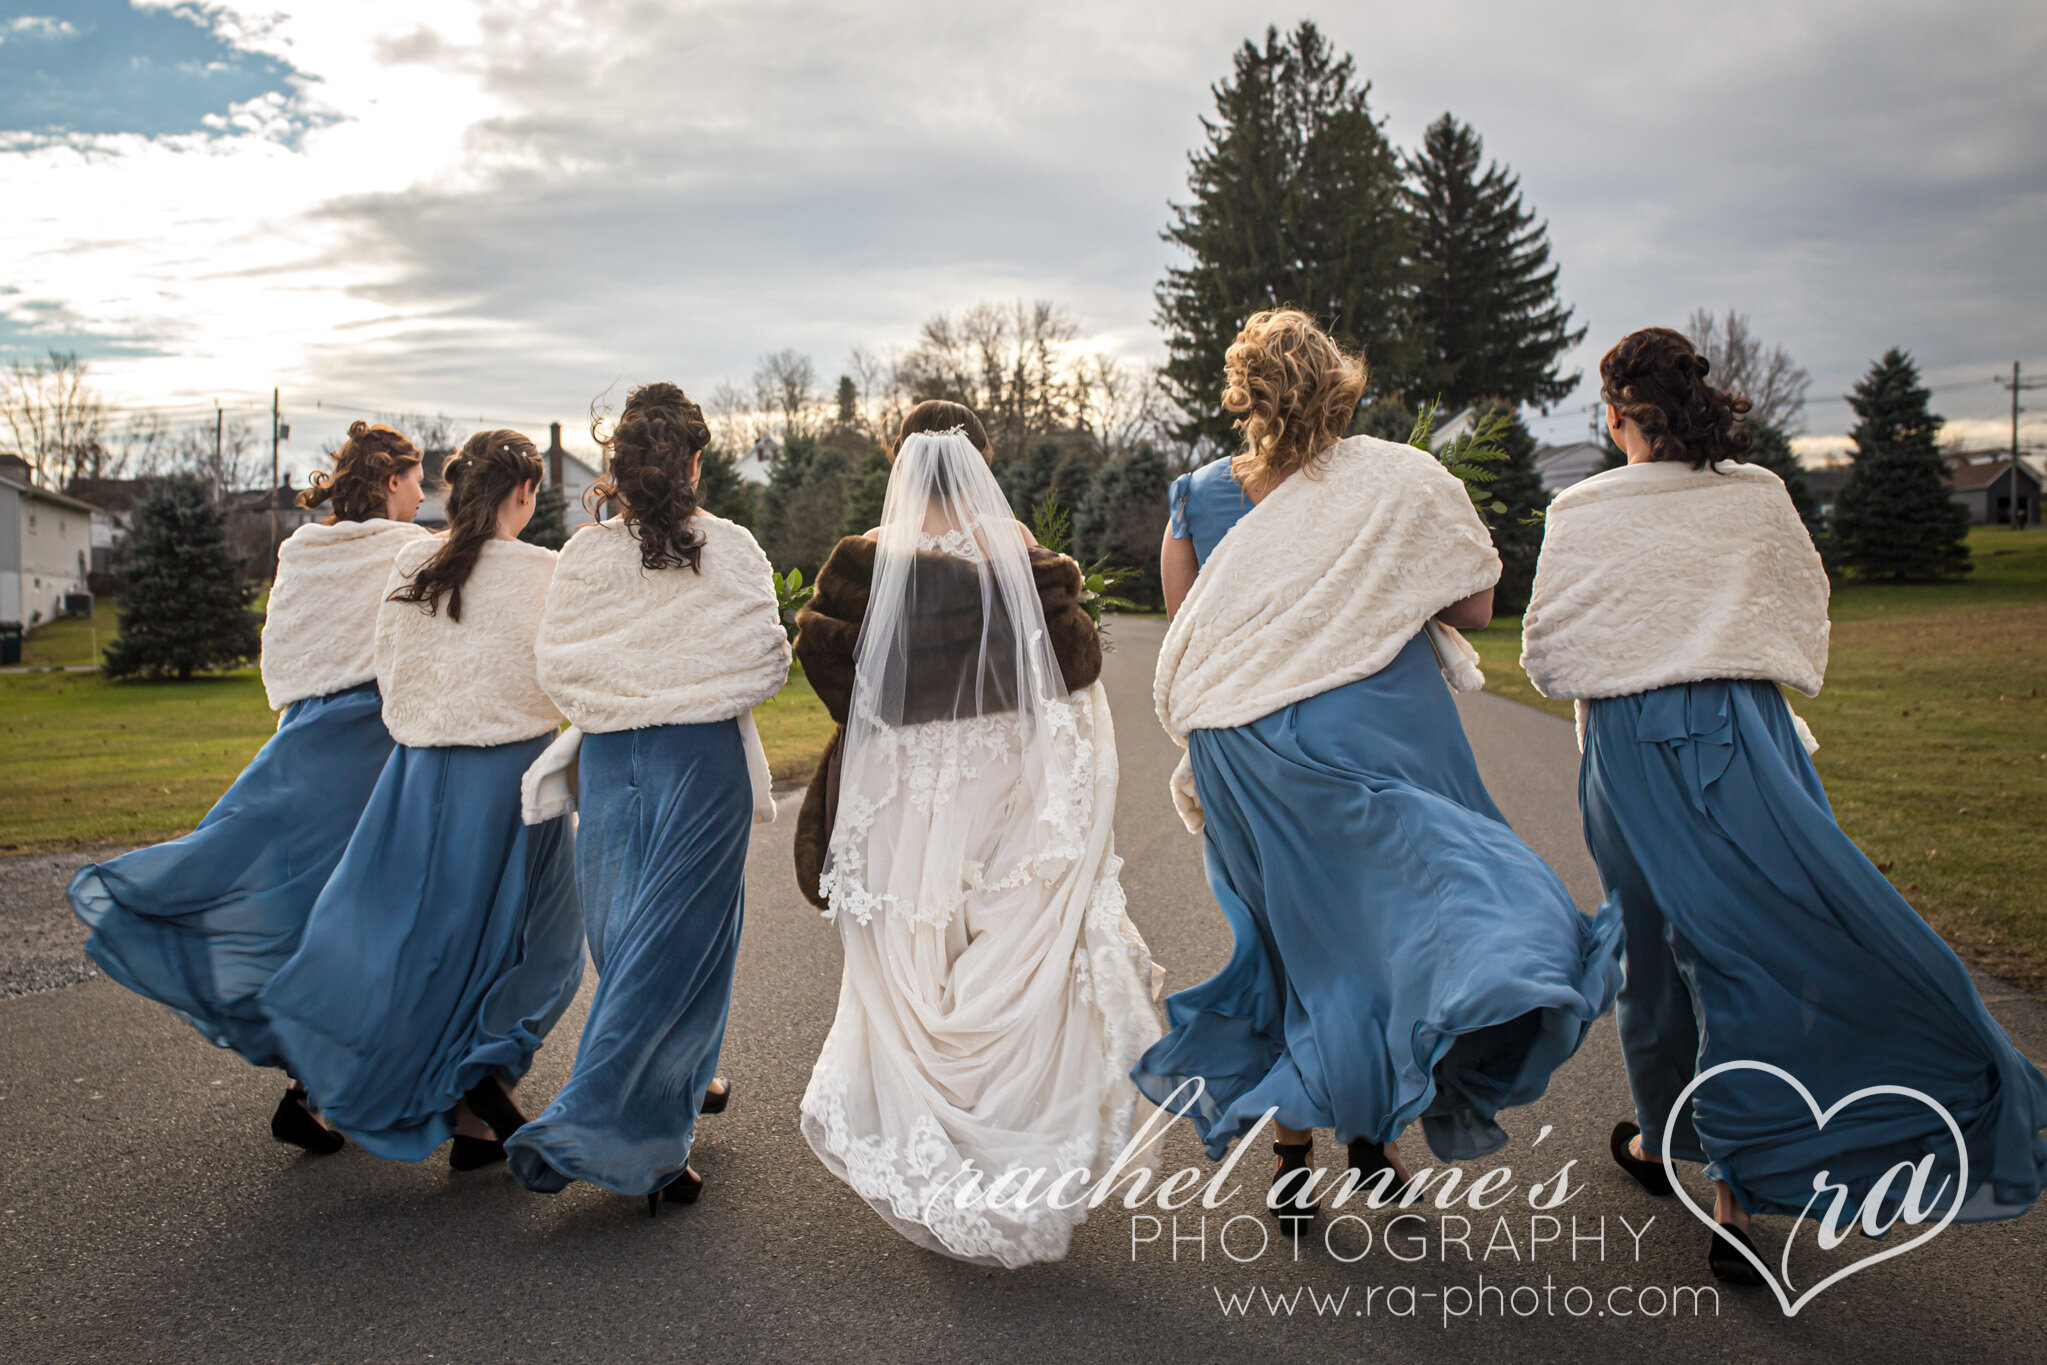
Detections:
[588, 382, 711, 573]
[1600, 327, 1753, 469]
[1223, 309, 1369, 483]
[387, 429, 542, 622]
[299, 421, 422, 523]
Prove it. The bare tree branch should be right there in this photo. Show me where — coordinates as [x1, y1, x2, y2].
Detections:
[1685, 309, 1812, 434]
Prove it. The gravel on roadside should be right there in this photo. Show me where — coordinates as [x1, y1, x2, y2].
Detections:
[0, 846, 132, 999]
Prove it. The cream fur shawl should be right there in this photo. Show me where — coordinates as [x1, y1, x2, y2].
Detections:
[1520, 460, 1829, 703]
[260, 518, 429, 709]
[374, 537, 563, 748]
[535, 513, 790, 732]
[1154, 435, 1502, 833]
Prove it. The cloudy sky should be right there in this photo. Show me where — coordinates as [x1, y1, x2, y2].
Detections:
[3, 0, 2043, 471]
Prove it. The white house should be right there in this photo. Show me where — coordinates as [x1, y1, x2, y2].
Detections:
[1533, 441, 1611, 492]
[0, 459, 96, 627]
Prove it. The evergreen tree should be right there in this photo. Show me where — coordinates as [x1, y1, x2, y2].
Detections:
[697, 445, 760, 533]
[839, 450, 892, 540]
[103, 477, 262, 680]
[1744, 420, 1829, 565]
[1074, 447, 1172, 607]
[756, 436, 849, 579]
[1353, 394, 1415, 442]
[1404, 115, 1583, 412]
[519, 480, 569, 550]
[998, 441, 1097, 524]
[1832, 349, 1970, 580]
[1468, 400, 1551, 613]
[1156, 22, 1417, 450]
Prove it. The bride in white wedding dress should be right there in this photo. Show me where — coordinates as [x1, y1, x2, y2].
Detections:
[798, 423, 1163, 1268]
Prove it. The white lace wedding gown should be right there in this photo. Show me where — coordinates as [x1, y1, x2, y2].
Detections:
[800, 432, 1163, 1268]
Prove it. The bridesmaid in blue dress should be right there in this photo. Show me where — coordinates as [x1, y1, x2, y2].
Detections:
[1133, 310, 1621, 1220]
[259, 430, 585, 1171]
[69, 423, 429, 1154]
[1527, 328, 2047, 1285]
[504, 384, 790, 1214]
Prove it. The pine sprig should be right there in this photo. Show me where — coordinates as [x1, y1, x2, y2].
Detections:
[1407, 398, 1537, 526]
[1031, 482, 1136, 649]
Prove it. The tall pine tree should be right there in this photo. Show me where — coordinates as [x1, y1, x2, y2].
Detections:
[1405, 116, 1583, 412]
[1156, 22, 1417, 450]
[103, 477, 262, 680]
[1832, 349, 1970, 580]
[1744, 420, 1830, 567]
[1468, 399, 1552, 613]
[519, 481, 569, 550]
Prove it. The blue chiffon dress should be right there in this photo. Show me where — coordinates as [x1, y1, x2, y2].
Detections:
[68, 682, 396, 1069]
[1584, 680, 2047, 1223]
[257, 735, 585, 1161]
[1132, 458, 1622, 1160]
[507, 721, 751, 1196]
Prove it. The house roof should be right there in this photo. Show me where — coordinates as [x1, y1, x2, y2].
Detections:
[1947, 458, 2041, 492]
[0, 473, 101, 515]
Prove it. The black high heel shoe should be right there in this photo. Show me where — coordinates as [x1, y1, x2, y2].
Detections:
[645, 1168, 704, 1217]
[450, 1135, 506, 1171]
[699, 1078, 733, 1116]
[1269, 1141, 1319, 1224]
[1345, 1137, 1398, 1197]
[1610, 1121, 1677, 1197]
[463, 1075, 529, 1140]
[272, 1086, 345, 1155]
[1708, 1222, 1766, 1286]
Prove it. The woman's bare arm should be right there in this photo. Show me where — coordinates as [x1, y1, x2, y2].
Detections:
[1435, 586, 1494, 632]
[1161, 529, 1199, 621]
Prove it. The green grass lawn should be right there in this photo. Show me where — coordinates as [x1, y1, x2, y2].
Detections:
[15, 598, 121, 668]
[1, 661, 835, 854]
[1469, 527, 2047, 989]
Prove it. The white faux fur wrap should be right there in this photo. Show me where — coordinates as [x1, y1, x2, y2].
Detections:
[260, 518, 429, 709]
[1154, 435, 1502, 833]
[374, 537, 563, 748]
[1520, 460, 1829, 702]
[535, 514, 791, 732]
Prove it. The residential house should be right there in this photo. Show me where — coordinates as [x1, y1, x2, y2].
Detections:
[1946, 451, 2041, 528]
[1, 457, 97, 627]
[1531, 441, 1611, 492]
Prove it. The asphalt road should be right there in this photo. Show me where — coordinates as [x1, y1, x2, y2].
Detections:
[4, 616, 2045, 1364]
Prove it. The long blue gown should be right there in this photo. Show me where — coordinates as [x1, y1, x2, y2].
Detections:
[258, 735, 585, 1161]
[68, 682, 395, 1069]
[507, 721, 751, 1196]
[1585, 679, 2047, 1222]
[1132, 458, 1622, 1160]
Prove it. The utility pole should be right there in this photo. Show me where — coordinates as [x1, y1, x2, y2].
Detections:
[270, 388, 280, 559]
[1996, 362, 2044, 529]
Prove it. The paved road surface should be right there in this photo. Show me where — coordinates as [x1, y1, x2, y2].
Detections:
[5, 617, 2044, 1363]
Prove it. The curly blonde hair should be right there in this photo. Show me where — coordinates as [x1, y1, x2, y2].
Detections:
[1222, 309, 1369, 483]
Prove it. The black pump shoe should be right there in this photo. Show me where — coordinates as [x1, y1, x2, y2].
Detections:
[1610, 1121, 1677, 1197]
[1708, 1222, 1767, 1286]
[463, 1075, 529, 1141]
[1345, 1137, 1398, 1196]
[1269, 1141, 1319, 1224]
[699, 1078, 733, 1116]
[272, 1086, 345, 1155]
[645, 1168, 704, 1217]
[450, 1135, 506, 1171]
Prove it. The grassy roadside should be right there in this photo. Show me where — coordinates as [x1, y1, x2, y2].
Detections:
[14, 599, 120, 668]
[1469, 528, 2047, 990]
[1, 662, 835, 855]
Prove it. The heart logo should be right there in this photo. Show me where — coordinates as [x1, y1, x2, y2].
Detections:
[1661, 1060, 1969, 1317]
